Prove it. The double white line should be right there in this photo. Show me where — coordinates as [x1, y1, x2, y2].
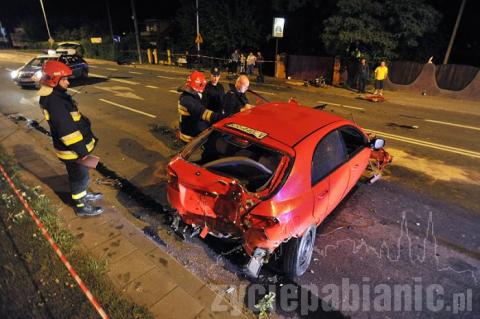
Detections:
[367, 129, 480, 159]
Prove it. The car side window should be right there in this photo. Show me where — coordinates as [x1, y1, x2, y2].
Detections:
[311, 130, 347, 185]
[339, 126, 368, 157]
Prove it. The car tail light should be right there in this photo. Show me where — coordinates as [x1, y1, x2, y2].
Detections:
[244, 214, 279, 229]
[167, 167, 179, 191]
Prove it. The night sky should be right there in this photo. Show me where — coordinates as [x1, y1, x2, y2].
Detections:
[1, 0, 479, 66]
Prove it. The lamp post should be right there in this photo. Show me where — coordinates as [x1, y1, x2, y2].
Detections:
[38, 0, 53, 47]
[443, 0, 466, 65]
[130, 0, 142, 64]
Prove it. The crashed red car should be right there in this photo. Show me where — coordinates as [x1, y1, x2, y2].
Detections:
[167, 101, 390, 277]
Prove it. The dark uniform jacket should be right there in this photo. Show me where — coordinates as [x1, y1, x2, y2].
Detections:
[201, 82, 225, 113]
[39, 87, 96, 161]
[223, 89, 249, 117]
[178, 87, 225, 143]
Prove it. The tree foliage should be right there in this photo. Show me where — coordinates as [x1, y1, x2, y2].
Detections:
[174, 0, 266, 56]
[322, 0, 441, 61]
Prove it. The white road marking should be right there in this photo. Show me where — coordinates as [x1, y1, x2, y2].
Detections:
[366, 129, 480, 159]
[129, 71, 143, 75]
[146, 85, 158, 89]
[106, 67, 118, 71]
[96, 86, 143, 100]
[110, 78, 139, 85]
[89, 65, 98, 68]
[252, 90, 275, 96]
[168, 90, 181, 94]
[424, 119, 480, 132]
[68, 88, 81, 94]
[99, 98, 156, 118]
[6, 68, 14, 72]
[316, 100, 365, 110]
[89, 72, 108, 78]
[157, 75, 177, 80]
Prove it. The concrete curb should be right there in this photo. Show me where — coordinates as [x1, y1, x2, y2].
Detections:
[0, 114, 253, 319]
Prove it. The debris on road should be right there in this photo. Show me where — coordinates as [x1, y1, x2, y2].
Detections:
[95, 177, 122, 189]
[386, 122, 420, 129]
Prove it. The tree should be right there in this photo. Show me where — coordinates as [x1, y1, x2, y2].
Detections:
[322, 0, 440, 62]
[173, 0, 265, 56]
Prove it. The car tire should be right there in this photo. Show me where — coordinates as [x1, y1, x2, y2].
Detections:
[282, 225, 316, 277]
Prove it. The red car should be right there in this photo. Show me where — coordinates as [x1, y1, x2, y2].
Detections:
[167, 101, 390, 277]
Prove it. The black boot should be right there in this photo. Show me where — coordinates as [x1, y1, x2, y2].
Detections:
[74, 198, 103, 217]
[84, 192, 103, 202]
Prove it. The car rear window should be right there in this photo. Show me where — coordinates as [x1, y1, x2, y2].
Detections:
[184, 129, 284, 192]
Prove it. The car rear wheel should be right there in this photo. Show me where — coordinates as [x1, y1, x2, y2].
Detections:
[282, 225, 316, 277]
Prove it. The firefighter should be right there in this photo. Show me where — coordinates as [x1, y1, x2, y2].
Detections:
[223, 75, 255, 116]
[201, 67, 225, 113]
[38, 60, 103, 217]
[178, 71, 226, 143]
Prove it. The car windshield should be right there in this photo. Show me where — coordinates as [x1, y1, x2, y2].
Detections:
[185, 129, 284, 192]
[28, 57, 55, 68]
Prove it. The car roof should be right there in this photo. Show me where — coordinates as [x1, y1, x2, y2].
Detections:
[216, 102, 346, 147]
[36, 54, 60, 59]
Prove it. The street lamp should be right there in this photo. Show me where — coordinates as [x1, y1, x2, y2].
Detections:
[130, 0, 142, 64]
[38, 0, 54, 47]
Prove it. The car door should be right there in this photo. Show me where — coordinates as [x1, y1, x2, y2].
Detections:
[311, 129, 348, 222]
[338, 126, 370, 192]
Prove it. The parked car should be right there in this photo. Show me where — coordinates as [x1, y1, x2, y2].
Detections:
[11, 54, 89, 88]
[54, 42, 85, 57]
[166, 101, 391, 277]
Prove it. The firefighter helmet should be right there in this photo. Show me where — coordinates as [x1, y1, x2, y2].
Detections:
[41, 60, 72, 87]
[186, 71, 207, 93]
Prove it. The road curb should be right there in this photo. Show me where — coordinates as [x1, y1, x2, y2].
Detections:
[0, 113, 253, 318]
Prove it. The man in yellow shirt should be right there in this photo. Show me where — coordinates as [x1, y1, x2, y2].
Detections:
[374, 61, 388, 96]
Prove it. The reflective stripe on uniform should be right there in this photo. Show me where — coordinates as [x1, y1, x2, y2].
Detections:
[61, 130, 84, 146]
[43, 109, 50, 121]
[178, 103, 191, 116]
[202, 109, 213, 122]
[72, 190, 87, 200]
[86, 138, 95, 152]
[76, 203, 85, 207]
[179, 132, 193, 143]
[70, 111, 81, 121]
[55, 150, 78, 160]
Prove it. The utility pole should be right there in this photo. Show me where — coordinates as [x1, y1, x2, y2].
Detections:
[443, 0, 466, 65]
[39, 0, 53, 47]
[196, 0, 200, 53]
[130, 0, 142, 64]
[105, 0, 114, 43]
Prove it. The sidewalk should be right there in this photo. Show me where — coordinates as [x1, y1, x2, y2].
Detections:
[0, 115, 252, 318]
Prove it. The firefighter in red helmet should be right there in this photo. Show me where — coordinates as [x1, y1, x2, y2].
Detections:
[177, 71, 226, 143]
[38, 60, 103, 217]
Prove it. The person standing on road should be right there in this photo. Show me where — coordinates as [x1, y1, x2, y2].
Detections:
[256, 51, 264, 82]
[246, 52, 256, 75]
[178, 71, 226, 143]
[230, 49, 240, 74]
[202, 67, 225, 113]
[357, 57, 369, 94]
[374, 60, 388, 96]
[223, 75, 255, 117]
[239, 53, 246, 73]
[38, 61, 103, 217]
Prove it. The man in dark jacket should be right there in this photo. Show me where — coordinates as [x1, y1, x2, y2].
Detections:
[178, 71, 226, 143]
[201, 67, 225, 113]
[38, 60, 103, 217]
[223, 75, 254, 116]
[357, 58, 369, 93]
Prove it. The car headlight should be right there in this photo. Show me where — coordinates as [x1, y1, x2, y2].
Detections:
[34, 70, 43, 80]
[47, 49, 56, 55]
[10, 70, 18, 79]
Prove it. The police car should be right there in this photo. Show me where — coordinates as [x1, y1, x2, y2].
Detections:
[10, 53, 89, 89]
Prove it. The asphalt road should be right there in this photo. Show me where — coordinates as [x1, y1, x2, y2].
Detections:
[1, 52, 479, 318]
